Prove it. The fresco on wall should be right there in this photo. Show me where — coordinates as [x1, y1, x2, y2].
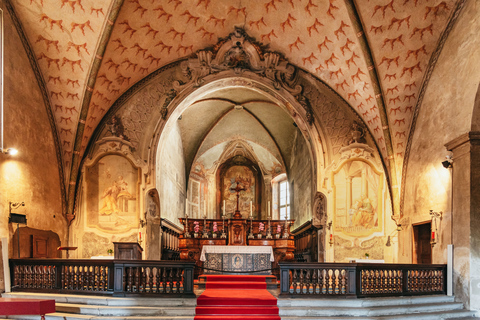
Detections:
[86, 155, 138, 233]
[333, 160, 383, 237]
[223, 166, 255, 218]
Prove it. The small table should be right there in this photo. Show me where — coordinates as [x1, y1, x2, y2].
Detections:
[0, 298, 55, 320]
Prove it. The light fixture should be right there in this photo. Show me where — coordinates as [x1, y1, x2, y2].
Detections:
[385, 235, 392, 247]
[442, 155, 453, 168]
[1, 148, 18, 155]
[429, 210, 442, 247]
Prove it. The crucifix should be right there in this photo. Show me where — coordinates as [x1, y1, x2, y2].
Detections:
[230, 182, 246, 219]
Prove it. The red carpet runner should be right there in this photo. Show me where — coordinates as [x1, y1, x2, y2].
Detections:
[195, 274, 280, 320]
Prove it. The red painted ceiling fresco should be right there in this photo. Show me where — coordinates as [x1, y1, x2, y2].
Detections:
[9, 0, 459, 185]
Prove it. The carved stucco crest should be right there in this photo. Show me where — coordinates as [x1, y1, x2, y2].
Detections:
[172, 28, 307, 109]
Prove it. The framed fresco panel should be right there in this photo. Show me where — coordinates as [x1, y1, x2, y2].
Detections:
[331, 159, 383, 237]
[86, 154, 140, 233]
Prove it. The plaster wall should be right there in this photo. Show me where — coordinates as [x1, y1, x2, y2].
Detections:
[401, 0, 480, 265]
[289, 129, 312, 230]
[157, 121, 186, 228]
[0, 2, 65, 261]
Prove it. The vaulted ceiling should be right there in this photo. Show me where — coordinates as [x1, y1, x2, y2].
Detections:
[7, 0, 463, 214]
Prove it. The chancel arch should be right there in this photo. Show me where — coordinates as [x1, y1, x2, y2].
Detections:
[72, 29, 392, 266]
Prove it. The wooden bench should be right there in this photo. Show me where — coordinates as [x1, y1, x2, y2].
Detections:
[0, 298, 55, 319]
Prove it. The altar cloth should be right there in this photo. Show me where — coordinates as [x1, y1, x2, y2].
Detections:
[200, 245, 275, 262]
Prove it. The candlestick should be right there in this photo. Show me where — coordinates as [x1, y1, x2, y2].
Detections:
[266, 215, 272, 239]
[282, 219, 289, 239]
[202, 213, 209, 238]
[221, 214, 227, 238]
[248, 214, 254, 239]
[184, 214, 190, 238]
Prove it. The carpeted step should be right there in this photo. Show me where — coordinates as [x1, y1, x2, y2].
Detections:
[196, 305, 279, 315]
[195, 316, 281, 320]
[204, 275, 269, 282]
[206, 280, 267, 289]
[197, 288, 277, 306]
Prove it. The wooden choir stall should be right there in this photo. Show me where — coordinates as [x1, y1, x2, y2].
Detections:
[178, 215, 295, 277]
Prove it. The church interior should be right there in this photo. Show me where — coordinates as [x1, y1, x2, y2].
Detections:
[0, 0, 480, 317]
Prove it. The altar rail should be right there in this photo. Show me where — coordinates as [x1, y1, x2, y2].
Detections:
[279, 262, 446, 298]
[9, 259, 195, 297]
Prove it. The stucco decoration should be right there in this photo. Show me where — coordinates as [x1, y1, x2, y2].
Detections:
[173, 28, 302, 97]
[85, 154, 139, 233]
[327, 142, 384, 238]
[313, 192, 327, 228]
[82, 231, 136, 258]
[334, 236, 384, 262]
[84, 127, 144, 233]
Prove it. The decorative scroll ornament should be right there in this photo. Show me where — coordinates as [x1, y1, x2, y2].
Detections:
[297, 94, 314, 126]
[173, 27, 302, 97]
[160, 88, 177, 120]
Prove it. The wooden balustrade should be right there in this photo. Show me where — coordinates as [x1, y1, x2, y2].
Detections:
[10, 259, 195, 297]
[279, 262, 446, 298]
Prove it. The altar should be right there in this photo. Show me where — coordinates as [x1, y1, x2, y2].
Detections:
[178, 217, 295, 278]
[201, 245, 274, 274]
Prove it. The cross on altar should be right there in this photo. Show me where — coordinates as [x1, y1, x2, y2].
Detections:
[230, 182, 246, 219]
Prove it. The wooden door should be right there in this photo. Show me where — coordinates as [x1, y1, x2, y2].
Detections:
[413, 222, 432, 264]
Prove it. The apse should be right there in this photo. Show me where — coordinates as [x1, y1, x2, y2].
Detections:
[156, 85, 313, 226]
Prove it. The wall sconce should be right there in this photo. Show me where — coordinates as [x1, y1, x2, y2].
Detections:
[385, 235, 392, 247]
[1, 148, 18, 155]
[442, 155, 453, 168]
[327, 221, 333, 246]
[430, 210, 442, 247]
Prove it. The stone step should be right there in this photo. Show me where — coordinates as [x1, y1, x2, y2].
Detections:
[55, 303, 196, 316]
[280, 310, 477, 320]
[4, 313, 195, 320]
[1, 292, 197, 307]
[277, 294, 456, 308]
[279, 302, 465, 317]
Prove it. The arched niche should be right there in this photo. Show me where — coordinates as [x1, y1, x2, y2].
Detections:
[217, 155, 262, 220]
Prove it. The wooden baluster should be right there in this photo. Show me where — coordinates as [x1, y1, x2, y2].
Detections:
[175, 268, 181, 293]
[341, 269, 346, 295]
[155, 267, 161, 293]
[162, 267, 167, 293]
[126, 267, 132, 292]
[80, 266, 85, 291]
[312, 269, 318, 294]
[300, 269, 305, 294]
[168, 268, 173, 293]
[87, 266, 92, 291]
[97, 266, 102, 291]
[319, 269, 325, 294]
[306, 269, 313, 294]
[292, 269, 298, 294]
[14, 266, 20, 288]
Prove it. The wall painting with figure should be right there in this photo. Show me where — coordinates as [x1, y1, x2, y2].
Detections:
[222, 166, 256, 218]
[86, 154, 139, 233]
[332, 159, 383, 237]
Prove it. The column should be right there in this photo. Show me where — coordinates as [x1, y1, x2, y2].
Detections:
[445, 132, 480, 310]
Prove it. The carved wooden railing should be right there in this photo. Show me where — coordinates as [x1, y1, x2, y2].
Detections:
[10, 259, 195, 297]
[279, 262, 446, 297]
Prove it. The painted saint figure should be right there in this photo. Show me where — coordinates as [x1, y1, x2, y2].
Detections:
[99, 175, 132, 215]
